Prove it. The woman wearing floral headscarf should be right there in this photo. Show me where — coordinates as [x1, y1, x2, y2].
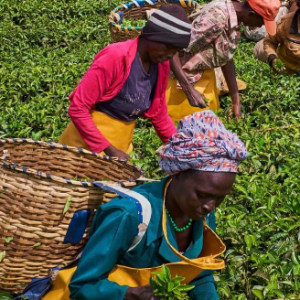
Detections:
[68, 110, 248, 300]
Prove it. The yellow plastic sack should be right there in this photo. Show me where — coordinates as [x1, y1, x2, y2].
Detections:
[214, 67, 248, 96]
[59, 111, 135, 154]
[166, 69, 220, 122]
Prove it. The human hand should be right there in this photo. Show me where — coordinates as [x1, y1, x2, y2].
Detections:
[270, 58, 286, 74]
[104, 145, 130, 160]
[184, 86, 208, 108]
[124, 286, 159, 300]
[232, 101, 242, 120]
[228, 94, 242, 120]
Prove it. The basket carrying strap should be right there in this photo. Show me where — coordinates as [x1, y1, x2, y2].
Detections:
[91, 181, 152, 251]
[63, 210, 92, 244]
[64, 181, 151, 249]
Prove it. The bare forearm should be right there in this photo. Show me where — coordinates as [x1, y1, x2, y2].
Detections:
[170, 53, 191, 91]
[221, 60, 239, 102]
[170, 53, 207, 108]
[221, 60, 241, 119]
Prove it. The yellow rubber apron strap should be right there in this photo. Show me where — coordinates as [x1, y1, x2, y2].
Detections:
[179, 0, 187, 7]
[162, 180, 225, 270]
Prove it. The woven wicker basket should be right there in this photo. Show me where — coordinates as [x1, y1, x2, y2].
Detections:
[0, 138, 143, 293]
[109, 0, 202, 43]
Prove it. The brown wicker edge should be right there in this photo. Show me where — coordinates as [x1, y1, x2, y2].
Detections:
[0, 138, 144, 185]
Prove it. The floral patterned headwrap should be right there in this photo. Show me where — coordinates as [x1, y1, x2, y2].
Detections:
[157, 110, 248, 174]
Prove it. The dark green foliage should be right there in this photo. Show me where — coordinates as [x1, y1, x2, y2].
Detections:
[213, 42, 300, 300]
[0, 0, 119, 140]
[0, 291, 13, 300]
[1, 0, 300, 299]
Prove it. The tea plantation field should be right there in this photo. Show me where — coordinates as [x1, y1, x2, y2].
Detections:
[0, 0, 299, 299]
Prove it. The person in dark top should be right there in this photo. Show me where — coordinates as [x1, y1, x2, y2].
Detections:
[59, 5, 192, 159]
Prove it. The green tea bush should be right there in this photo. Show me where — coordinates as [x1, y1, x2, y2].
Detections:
[0, 0, 299, 299]
[0, 0, 119, 140]
[213, 38, 300, 300]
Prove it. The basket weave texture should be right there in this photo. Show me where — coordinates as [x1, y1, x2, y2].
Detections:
[0, 138, 142, 293]
[109, 0, 201, 43]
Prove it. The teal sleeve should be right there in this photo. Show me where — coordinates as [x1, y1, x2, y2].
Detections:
[69, 202, 139, 300]
[188, 275, 219, 300]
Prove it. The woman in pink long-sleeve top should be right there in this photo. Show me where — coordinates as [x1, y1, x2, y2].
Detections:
[59, 5, 192, 159]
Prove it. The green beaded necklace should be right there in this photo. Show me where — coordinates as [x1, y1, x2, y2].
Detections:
[166, 209, 193, 232]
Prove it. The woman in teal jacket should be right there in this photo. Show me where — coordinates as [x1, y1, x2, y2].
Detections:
[69, 110, 248, 300]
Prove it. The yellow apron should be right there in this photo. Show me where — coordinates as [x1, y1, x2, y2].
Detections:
[218, 78, 247, 96]
[166, 70, 220, 122]
[42, 181, 226, 300]
[59, 111, 135, 154]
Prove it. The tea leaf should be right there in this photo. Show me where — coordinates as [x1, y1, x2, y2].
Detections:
[150, 265, 194, 299]
[252, 289, 263, 300]
[0, 251, 6, 262]
[63, 197, 72, 214]
[4, 237, 13, 244]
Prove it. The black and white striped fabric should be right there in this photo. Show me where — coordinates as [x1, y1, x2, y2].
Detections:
[142, 4, 192, 48]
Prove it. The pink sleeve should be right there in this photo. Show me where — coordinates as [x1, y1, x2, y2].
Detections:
[68, 66, 111, 153]
[68, 56, 117, 153]
[149, 102, 176, 143]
